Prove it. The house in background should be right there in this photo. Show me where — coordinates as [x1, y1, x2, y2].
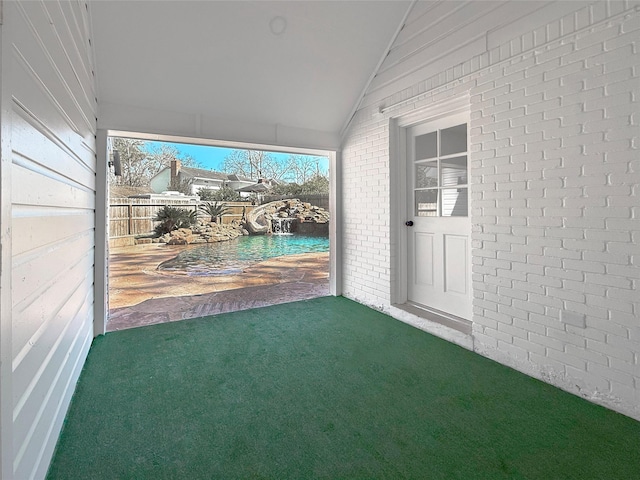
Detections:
[0, 1, 637, 478]
[149, 160, 254, 195]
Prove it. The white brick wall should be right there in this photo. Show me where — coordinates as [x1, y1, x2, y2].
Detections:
[341, 1, 639, 420]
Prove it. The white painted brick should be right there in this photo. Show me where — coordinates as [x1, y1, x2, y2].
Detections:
[544, 287, 586, 304]
[564, 196, 607, 208]
[497, 304, 529, 321]
[603, 50, 640, 75]
[563, 279, 607, 298]
[528, 312, 561, 329]
[543, 268, 583, 283]
[526, 236, 561, 248]
[474, 315, 498, 330]
[588, 362, 635, 387]
[605, 287, 640, 306]
[529, 352, 567, 373]
[547, 348, 587, 370]
[610, 311, 639, 330]
[584, 273, 633, 289]
[587, 338, 635, 363]
[512, 280, 544, 296]
[496, 286, 528, 301]
[565, 365, 611, 392]
[526, 97, 562, 115]
[497, 340, 529, 361]
[496, 269, 527, 283]
[528, 292, 564, 309]
[543, 247, 581, 260]
[609, 358, 640, 378]
[605, 333, 638, 354]
[513, 299, 546, 316]
[605, 264, 639, 279]
[473, 330, 498, 349]
[605, 218, 639, 232]
[512, 337, 546, 357]
[526, 254, 562, 268]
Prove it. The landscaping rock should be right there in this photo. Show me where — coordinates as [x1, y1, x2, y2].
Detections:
[157, 221, 244, 245]
[244, 199, 329, 235]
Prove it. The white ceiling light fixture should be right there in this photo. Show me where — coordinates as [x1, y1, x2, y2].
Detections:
[269, 16, 287, 36]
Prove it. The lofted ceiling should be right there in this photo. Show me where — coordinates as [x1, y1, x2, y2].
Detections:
[89, 1, 413, 139]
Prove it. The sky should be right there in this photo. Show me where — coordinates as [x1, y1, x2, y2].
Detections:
[143, 140, 329, 174]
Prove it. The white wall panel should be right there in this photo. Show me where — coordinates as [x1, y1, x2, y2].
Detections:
[0, 1, 97, 478]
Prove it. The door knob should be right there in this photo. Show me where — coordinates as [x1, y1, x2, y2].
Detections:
[405, 221, 414, 227]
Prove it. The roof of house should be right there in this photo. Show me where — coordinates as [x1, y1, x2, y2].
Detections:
[236, 182, 271, 193]
[179, 167, 228, 181]
[227, 173, 254, 182]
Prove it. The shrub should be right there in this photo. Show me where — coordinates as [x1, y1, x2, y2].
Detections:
[199, 201, 231, 223]
[196, 188, 218, 201]
[154, 205, 197, 235]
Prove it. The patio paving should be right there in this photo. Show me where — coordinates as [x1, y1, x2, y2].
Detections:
[108, 243, 329, 331]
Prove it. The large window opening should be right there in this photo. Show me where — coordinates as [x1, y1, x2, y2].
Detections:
[105, 133, 333, 332]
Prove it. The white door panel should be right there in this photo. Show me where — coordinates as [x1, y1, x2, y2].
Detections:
[413, 232, 434, 286]
[444, 234, 468, 295]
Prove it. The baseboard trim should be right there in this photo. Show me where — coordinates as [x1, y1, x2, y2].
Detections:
[388, 303, 473, 350]
[396, 302, 472, 335]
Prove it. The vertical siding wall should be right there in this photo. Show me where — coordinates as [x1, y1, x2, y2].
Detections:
[2, 1, 97, 478]
[341, 0, 639, 420]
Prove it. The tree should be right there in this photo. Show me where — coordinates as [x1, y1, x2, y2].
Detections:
[285, 155, 326, 184]
[109, 138, 202, 187]
[270, 174, 329, 195]
[167, 176, 193, 195]
[222, 150, 329, 184]
[197, 185, 241, 202]
[109, 138, 147, 187]
[222, 150, 297, 181]
[300, 174, 329, 194]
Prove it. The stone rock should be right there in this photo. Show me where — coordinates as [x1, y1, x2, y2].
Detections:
[153, 221, 245, 246]
[243, 199, 329, 235]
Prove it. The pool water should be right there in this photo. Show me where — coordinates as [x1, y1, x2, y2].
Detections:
[157, 234, 329, 276]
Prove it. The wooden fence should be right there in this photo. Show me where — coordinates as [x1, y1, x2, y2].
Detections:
[109, 199, 253, 238]
[109, 195, 329, 238]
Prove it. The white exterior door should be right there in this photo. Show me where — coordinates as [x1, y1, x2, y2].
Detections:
[406, 113, 472, 320]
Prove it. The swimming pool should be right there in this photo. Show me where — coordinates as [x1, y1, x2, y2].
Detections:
[157, 234, 329, 276]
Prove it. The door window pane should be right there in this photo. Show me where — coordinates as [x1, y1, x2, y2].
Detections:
[440, 124, 467, 156]
[416, 189, 438, 217]
[441, 188, 468, 217]
[441, 156, 467, 186]
[415, 132, 437, 160]
[415, 162, 438, 188]
[412, 121, 468, 218]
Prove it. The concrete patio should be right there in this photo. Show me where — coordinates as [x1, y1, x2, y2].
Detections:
[108, 244, 329, 331]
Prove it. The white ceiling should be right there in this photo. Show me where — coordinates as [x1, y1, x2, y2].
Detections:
[90, 1, 412, 138]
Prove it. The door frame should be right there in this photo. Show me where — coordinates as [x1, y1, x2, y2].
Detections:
[389, 95, 470, 309]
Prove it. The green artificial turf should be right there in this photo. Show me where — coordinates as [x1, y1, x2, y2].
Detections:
[47, 296, 640, 479]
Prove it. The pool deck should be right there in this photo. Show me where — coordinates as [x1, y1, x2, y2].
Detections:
[108, 243, 329, 331]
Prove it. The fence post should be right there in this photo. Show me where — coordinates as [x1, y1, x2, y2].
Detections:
[128, 203, 133, 236]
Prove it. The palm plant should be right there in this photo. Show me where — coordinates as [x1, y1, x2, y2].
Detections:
[154, 205, 197, 235]
[199, 201, 231, 223]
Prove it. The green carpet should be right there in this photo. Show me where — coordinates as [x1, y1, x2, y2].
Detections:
[48, 296, 639, 479]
